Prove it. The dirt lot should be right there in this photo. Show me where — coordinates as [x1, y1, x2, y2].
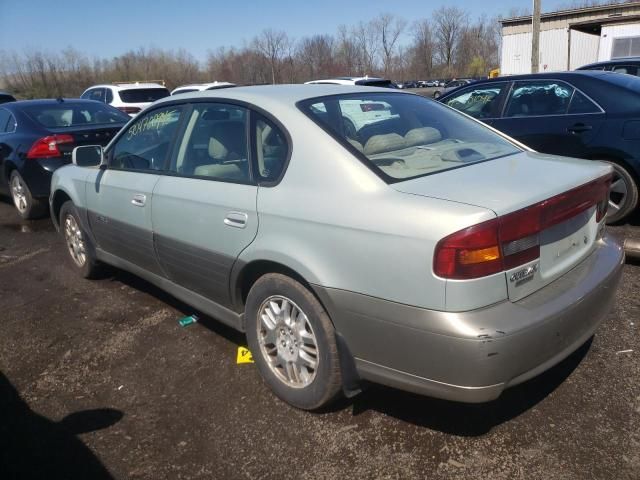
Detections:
[0, 196, 639, 480]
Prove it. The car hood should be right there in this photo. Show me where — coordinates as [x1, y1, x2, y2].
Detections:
[390, 151, 611, 216]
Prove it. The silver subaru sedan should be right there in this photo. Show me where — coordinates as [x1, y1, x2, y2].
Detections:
[49, 85, 624, 410]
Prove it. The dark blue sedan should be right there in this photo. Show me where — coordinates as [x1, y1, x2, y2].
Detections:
[438, 71, 640, 223]
[0, 99, 129, 218]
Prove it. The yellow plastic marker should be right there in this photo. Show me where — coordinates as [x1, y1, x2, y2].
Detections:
[236, 346, 254, 364]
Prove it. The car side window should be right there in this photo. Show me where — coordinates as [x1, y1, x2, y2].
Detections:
[612, 65, 639, 76]
[444, 83, 507, 119]
[0, 108, 11, 133]
[106, 88, 114, 103]
[172, 103, 250, 182]
[568, 91, 602, 114]
[84, 88, 105, 103]
[110, 105, 183, 172]
[255, 114, 288, 181]
[504, 81, 574, 117]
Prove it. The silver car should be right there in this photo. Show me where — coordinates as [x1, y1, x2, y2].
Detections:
[50, 85, 624, 410]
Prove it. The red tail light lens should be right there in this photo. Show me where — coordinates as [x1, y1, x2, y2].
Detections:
[434, 174, 612, 280]
[26, 134, 74, 159]
[117, 106, 141, 114]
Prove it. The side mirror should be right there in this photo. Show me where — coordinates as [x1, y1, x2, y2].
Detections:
[72, 145, 105, 168]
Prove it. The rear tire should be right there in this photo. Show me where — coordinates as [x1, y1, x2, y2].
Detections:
[59, 201, 103, 279]
[603, 161, 638, 224]
[245, 273, 342, 410]
[433, 91, 441, 99]
[9, 171, 46, 220]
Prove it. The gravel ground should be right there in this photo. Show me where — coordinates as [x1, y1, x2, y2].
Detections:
[0, 197, 638, 480]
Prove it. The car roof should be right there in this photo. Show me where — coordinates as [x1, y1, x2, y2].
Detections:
[305, 77, 388, 84]
[85, 83, 168, 91]
[446, 70, 613, 85]
[578, 57, 640, 69]
[156, 84, 408, 109]
[3, 98, 107, 107]
[172, 82, 236, 91]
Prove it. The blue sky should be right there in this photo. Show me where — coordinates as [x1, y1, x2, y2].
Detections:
[0, 0, 567, 62]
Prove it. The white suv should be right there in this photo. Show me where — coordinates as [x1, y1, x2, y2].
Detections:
[81, 82, 170, 116]
[171, 82, 236, 95]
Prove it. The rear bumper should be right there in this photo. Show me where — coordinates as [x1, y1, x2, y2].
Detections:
[314, 233, 624, 403]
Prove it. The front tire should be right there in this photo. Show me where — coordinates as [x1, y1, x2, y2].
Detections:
[59, 201, 102, 278]
[604, 161, 638, 224]
[245, 274, 342, 410]
[9, 171, 46, 219]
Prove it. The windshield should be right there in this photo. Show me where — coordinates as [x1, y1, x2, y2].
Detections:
[119, 88, 170, 103]
[23, 102, 130, 128]
[299, 92, 521, 183]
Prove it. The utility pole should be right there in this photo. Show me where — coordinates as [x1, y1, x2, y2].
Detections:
[532, 0, 541, 73]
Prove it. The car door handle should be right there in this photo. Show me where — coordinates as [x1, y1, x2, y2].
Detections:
[567, 124, 592, 134]
[131, 193, 146, 207]
[224, 212, 248, 228]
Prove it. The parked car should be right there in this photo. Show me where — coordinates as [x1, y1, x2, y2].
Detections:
[0, 99, 129, 219]
[81, 82, 170, 116]
[171, 82, 236, 95]
[577, 57, 640, 77]
[432, 79, 473, 98]
[0, 91, 16, 104]
[438, 70, 640, 223]
[50, 85, 622, 410]
[305, 76, 398, 88]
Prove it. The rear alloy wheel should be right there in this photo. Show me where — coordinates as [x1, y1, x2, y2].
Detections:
[603, 161, 639, 224]
[433, 91, 441, 99]
[245, 273, 342, 410]
[9, 171, 46, 219]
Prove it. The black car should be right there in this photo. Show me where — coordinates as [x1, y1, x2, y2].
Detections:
[0, 91, 16, 104]
[0, 99, 129, 219]
[438, 70, 640, 223]
[577, 57, 640, 77]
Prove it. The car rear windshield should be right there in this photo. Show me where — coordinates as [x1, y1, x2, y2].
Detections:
[118, 88, 170, 103]
[23, 102, 130, 128]
[355, 79, 397, 88]
[299, 92, 521, 183]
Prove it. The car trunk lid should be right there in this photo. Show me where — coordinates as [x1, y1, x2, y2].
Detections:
[392, 151, 612, 301]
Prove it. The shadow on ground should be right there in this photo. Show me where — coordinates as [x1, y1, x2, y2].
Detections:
[0, 372, 122, 480]
[345, 338, 592, 436]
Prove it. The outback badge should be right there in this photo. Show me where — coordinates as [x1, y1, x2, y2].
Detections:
[510, 263, 539, 284]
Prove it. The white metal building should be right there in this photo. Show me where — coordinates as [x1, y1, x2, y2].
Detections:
[501, 2, 640, 74]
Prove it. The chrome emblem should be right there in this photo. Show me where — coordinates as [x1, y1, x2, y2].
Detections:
[510, 263, 539, 284]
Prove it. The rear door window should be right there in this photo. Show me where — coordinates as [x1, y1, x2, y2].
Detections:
[504, 81, 573, 117]
[254, 114, 288, 182]
[567, 91, 602, 114]
[0, 108, 11, 133]
[171, 103, 250, 182]
[118, 88, 170, 103]
[444, 83, 508, 119]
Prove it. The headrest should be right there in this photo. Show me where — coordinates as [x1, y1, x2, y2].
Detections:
[404, 127, 442, 147]
[202, 109, 230, 121]
[363, 133, 406, 155]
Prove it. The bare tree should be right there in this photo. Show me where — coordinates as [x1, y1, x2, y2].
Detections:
[432, 6, 468, 73]
[352, 20, 379, 75]
[254, 29, 290, 84]
[410, 19, 435, 79]
[297, 35, 335, 81]
[374, 13, 407, 77]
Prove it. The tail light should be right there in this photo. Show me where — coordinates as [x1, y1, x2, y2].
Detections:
[117, 106, 141, 114]
[434, 174, 612, 279]
[26, 134, 74, 159]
